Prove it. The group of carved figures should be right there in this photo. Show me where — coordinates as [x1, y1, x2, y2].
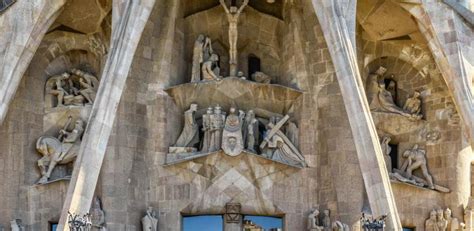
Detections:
[379, 136, 436, 190]
[47, 68, 98, 108]
[425, 208, 465, 231]
[171, 104, 306, 167]
[307, 209, 349, 231]
[368, 66, 422, 120]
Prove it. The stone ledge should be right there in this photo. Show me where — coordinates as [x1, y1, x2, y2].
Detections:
[165, 77, 303, 115]
[164, 149, 305, 169]
[372, 111, 426, 136]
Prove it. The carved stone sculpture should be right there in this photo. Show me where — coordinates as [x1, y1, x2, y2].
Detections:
[219, 0, 249, 76]
[141, 207, 158, 231]
[201, 107, 213, 152]
[73, 68, 97, 104]
[321, 209, 331, 231]
[261, 115, 306, 167]
[370, 81, 420, 119]
[437, 209, 448, 231]
[366, 66, 387, 104]
[222, 107, 244, 156]
[425, 210, 438, 231]
[210, 106, 226, 152]
[90, 196, 106, 230]
[332, 221, 350, 231]
[252, 71, 272, 84]
[174, 104, 199, 148]
[400, 144, 434, 189]
[380, 136, 392, 172]
[191, 34, 213, 82]
[403, 91, 422, 115]
[201, 54, 221, 81]
[307, 209, 324, 231]
[444, 208, 461, 231]
[46, 69, 99, 108]
[36, 117, 84, 184]
[243, 110, 258, 152]
[10, 219, 24, 231]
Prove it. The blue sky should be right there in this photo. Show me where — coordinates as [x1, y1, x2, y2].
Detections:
[182, 215, 282, 231]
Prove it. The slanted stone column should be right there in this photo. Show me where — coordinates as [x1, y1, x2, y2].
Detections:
[310, 1, 402, 229]
[56, 0, 156, 230]
[0, 0, 66, 124]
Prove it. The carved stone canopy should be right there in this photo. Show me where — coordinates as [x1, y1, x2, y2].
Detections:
[165, 77, 303, 116]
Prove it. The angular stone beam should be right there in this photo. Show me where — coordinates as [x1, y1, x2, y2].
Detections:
[398, 1, 474, 147]
[310, 1, 402, 229]
[0, 0, 66, 124]
[56, 0, 156, 230]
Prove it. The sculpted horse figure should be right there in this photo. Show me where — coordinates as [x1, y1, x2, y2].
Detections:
[36, 119, 84, 184]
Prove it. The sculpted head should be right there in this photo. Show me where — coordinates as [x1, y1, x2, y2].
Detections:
[75, 120, 84, 129]
[429, 210, 437, 220]
[61, 73, 71, 79]
[207, 107, 213, 114]
[197, 34, 205, 42]
[444, 208, 452, 218]
[190, 104, 198, 111]
[210, 53, 219, 62]
[214, 105, 222, 114]
[323, 209, 330, 216]
[230, 107, 236, 114]
[436, 209, 444, 219]
[414, 91, 421, 97]
[375, 66, 387, 76]
[230, 6, 238, 13]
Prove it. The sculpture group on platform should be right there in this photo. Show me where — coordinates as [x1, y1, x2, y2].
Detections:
[46, 68, 99, 108]
[36, 116, 84, 184]
[307, 209, 349, 231]
[170, 104, 306, 167]
[142, 207, 158, 231]
[10, 219, 24, 231]
[425, 208, 465, 231]
[367, 66, 422, 120]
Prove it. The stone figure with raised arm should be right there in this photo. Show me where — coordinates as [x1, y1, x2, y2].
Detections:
[49, 73, 71, 107]
[142, 207, 158, 231]
[307, 209, 324, 231]
[36, 117, 84, 184]
[400, 144, 434, 189]
[73, 68, 96, 104]
[219, 0, 249, 77]
[191, 34, 213, 82]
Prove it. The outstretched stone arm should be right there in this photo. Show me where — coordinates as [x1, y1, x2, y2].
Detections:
[219, 0, 230, 14]
[237, 0, 249, 14]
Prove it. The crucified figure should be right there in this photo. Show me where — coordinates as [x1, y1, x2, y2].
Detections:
[220, 0, 249, 77]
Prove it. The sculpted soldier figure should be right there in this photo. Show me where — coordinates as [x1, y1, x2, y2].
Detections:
[142, 207, 158, 231]
[219, 0, 249, 76]
[201, 107, 213, 152]
[36, 117, 84, 184]
[401, 144, 434, 189]
[48, 73, 71, 107]
[202, 54, 221, 81]
[90, 196, 106, 230]
[321, 209, 331, 231]
[243, 110, 258, 152]
[437, 209, 448, 231]
[210, 106, 226, 152]
[444, 208, 461, 231]
[73, 68, 96, 104]
[174, 104, 199, 148]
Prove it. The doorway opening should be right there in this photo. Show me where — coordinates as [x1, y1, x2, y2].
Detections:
[182, 215, 223, 231]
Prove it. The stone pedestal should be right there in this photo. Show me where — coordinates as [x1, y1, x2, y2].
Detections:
[224, 203, 242, 231]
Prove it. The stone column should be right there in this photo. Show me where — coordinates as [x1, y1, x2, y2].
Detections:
[310, 1, 402, 229]
[224, 203, 243, 231]
[56, 0, 156, 230]
[0, 0, 66, 125]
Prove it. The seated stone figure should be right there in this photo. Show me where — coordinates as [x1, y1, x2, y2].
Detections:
[307, 209, 324, 231]
[36, 118, 84, 184]
[403, 91, 422, 115]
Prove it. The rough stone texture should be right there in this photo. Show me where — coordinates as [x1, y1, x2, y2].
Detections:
[0, 0, 473, 230]
[0, 0, 66, 124]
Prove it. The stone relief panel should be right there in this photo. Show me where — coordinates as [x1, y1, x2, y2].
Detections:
[35, 115, 85, 184]
[425, 208, 465, 231]
[45, 68, 99, 111]
[168, 103, 306, 168]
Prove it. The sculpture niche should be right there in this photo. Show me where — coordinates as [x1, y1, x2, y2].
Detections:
[190, 34, 221, 82]
[367, 66, 422, 120]
[45, 68, 99, 109]
[389, 144, 449, 192]
[36, 116, 84, 184]
[168, 104, 306, 167]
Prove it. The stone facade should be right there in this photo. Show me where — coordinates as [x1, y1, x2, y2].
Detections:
[0, 0, 473, 230]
